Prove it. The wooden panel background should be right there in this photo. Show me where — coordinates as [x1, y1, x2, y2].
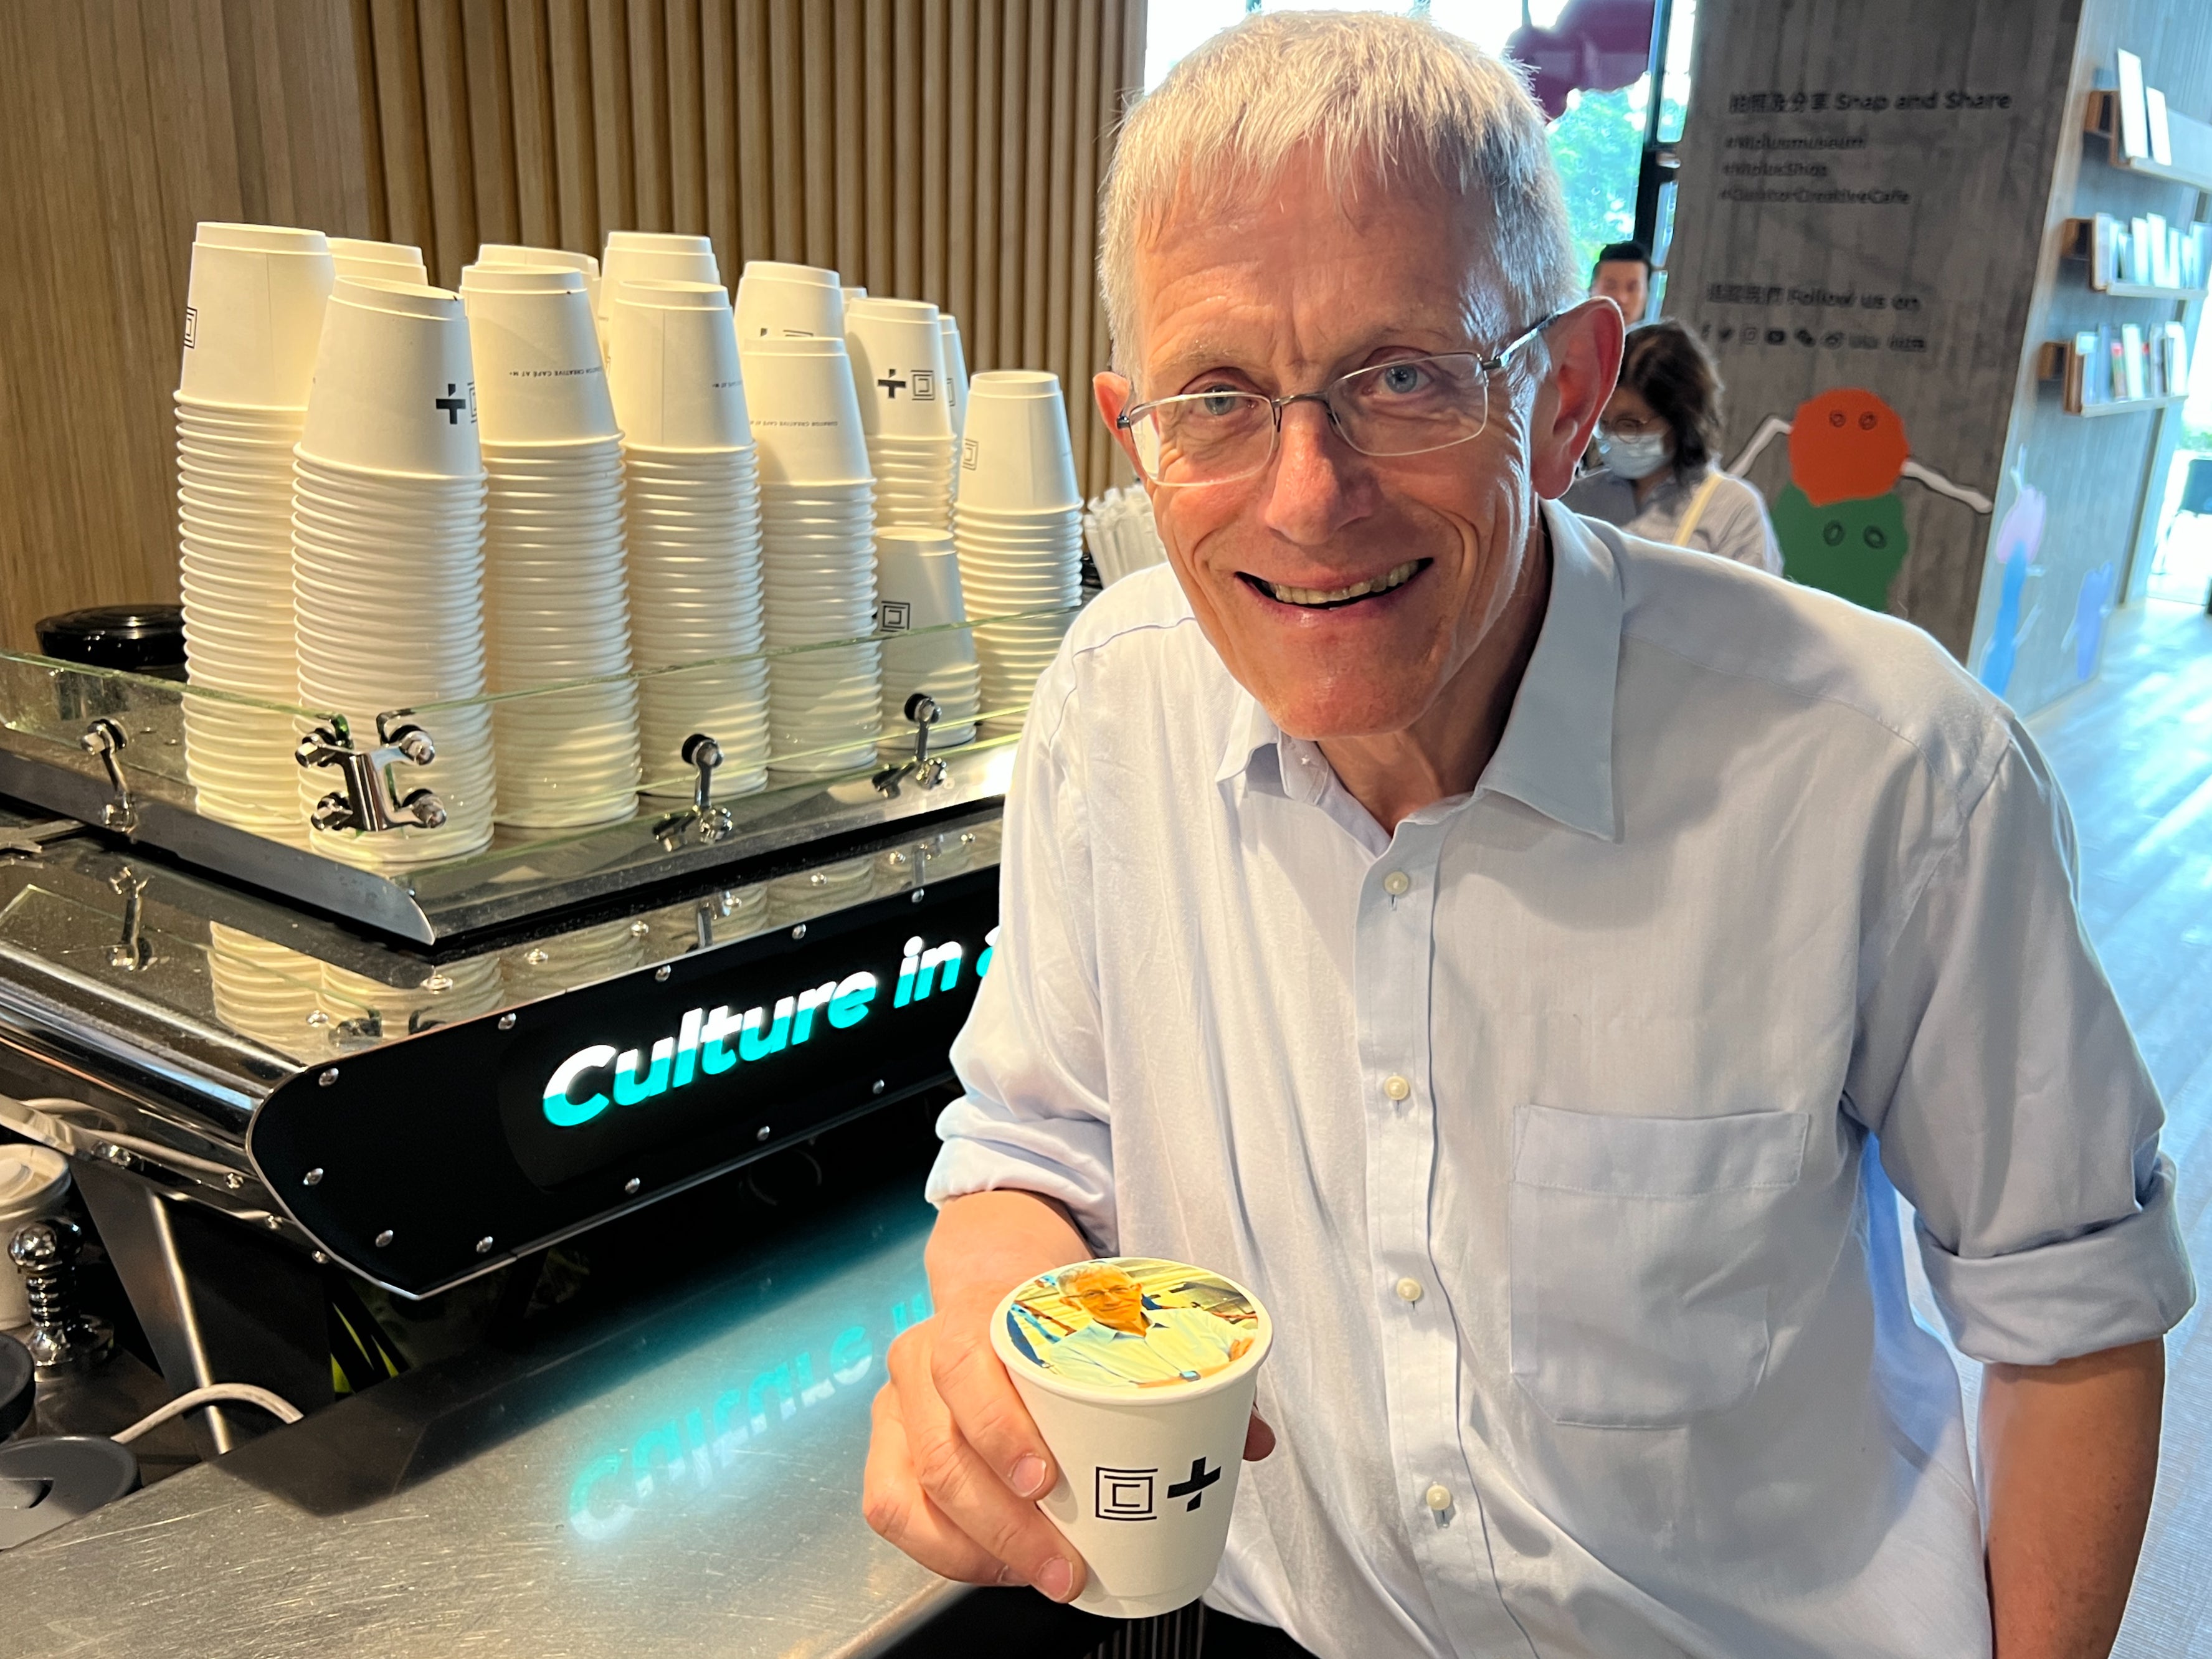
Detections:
[0, 0, 1146, 651]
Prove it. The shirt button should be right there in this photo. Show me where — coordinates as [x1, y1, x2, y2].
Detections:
[1424, 1483, 1453, 1513]
[1382, 870, 1411, 896]
[1395, 1276, 1423, 1303]
[1382, 1074, 1412, 1101]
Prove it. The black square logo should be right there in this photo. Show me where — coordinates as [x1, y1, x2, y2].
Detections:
[880, 600, 912, 632]
[912, 369, 937, 401]
[1094, 1466, 1158, 1521]
[183, 307, 198, 350]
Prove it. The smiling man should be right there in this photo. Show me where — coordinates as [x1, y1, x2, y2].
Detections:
[861, 14, 2193, 1658]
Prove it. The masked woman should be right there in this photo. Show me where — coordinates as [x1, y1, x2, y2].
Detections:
[1564, 318, 1783, 574]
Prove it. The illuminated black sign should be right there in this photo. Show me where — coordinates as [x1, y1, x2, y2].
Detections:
[248, 870, 997, 1298]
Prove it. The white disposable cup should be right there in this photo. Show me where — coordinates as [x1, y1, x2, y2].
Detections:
[939, 314, 970, 437]
[742, 336, 871, 485]
[179, 226, 336, 407]
[299, 280, 485, 477]
[845, 297, 952, 439]
[478, 244, 603, 314]
[462, 267, 616, 443]
[609, 282, 753, 448]
[958, 371, 1081, 511]
[330, 238, 428, 284]
[735, 260, 844, 341]
[988, 1260, 1273, 1618]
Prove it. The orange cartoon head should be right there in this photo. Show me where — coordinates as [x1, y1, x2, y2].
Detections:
[1788, 388, 1909, 507]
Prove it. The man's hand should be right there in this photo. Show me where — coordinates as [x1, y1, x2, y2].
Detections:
[862, 1189, 1275, 1602]
[1982, 1337, 2164, 1658]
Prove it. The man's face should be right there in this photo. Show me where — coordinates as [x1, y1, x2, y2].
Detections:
[1073, 1272, 1146, 1333]
[1096, 164, 1590, 744]
[1592, 260, 1649, 325]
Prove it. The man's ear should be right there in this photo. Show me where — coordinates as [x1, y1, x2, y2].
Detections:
[1527, 299, 1623, 500]
[1094, 371, 1150, 488]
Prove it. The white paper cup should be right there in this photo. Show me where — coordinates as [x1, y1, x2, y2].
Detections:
[179, 226, 336, 408]
[959, 371, 1081, 512]
[299, 280, 484, 478]
[743, 336, 871, 485]
[735, 260, 844, 341]
[462, 267, 616, 443]
[330, 237, 429, 285]
[939, 315, 970, 438]
[599, 232, 722, 333]
[845, 297, 951, 439]
[989, 1258, 1271, 1619]
[609, 282, 752, 449]
[478, 243, 603, 314]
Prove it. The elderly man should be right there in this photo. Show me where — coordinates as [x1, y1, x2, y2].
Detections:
[863, 14, 2192, 1658]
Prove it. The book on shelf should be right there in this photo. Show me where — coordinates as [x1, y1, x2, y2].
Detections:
[2121, 324, 2147, 399]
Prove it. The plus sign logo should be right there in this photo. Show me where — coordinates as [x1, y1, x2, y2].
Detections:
[1166, 1457, 1222, 1511]
[435, 383, 470, 425]
[878, 371, 910, 400]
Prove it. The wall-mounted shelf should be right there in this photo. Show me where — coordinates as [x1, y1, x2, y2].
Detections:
[2058, 219, 2207, 297]
[2085, 89, 2212, 192]
[2038, 337, 2192, 414]
[2070, 393, 2189, 418]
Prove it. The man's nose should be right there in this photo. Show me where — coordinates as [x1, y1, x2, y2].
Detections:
[1258, 399, 1370, 545]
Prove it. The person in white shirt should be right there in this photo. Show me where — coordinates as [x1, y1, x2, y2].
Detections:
[1563, 319, 1783, 574]
[1016, 1262, 1253, 1390]
[861, 14, 2192, 1659]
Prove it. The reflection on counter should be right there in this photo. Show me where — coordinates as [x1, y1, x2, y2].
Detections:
[566, 1269, 933, 1543]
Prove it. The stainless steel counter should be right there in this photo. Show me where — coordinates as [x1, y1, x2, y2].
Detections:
[0, 1184, 979, 1658]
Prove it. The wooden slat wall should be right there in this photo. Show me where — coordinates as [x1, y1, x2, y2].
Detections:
[354, 0, 1146, 494]
[0, 0, 372, 651]
[0, 0, 1142, 649]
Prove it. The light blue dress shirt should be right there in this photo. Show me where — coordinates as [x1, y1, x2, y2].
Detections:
[928, 502, 2195, 1658]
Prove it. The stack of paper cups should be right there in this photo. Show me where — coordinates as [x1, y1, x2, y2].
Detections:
[206, 923, 327, 1053]
[611, 279, 771, 799]
[767, 855, 876, 928]
[176, 222, 338, 845]
[874, 528, 979, 751]
[847, 297, 956, 531]
[478, 244, 602, 316]
[320, 956, 504, 1035]
[328, 238, 427, 285]
[954, 371, 1083, 734]
[940, 313, 971, 499]
[599, 232, 719, 364]
[736, 260, 845, 342]
[744, 334, 880, 776]
[292, 277, 496, 867]
[463, 264, 640, 827]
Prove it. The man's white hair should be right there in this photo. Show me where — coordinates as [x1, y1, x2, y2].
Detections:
[1099, 11, 1577, 373]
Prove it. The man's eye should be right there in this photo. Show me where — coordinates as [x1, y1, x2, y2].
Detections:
[1377, 362, 1429, 395]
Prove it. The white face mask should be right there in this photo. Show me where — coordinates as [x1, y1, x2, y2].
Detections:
[1596, 428, 1670, 481]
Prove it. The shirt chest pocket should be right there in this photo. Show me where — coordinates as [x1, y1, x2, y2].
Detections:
[1509, 1105, 1810, 1428]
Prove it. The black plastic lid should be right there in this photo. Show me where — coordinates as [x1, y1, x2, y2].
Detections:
[34, 606, 187, 674]
[0, 1337, 28, 1442]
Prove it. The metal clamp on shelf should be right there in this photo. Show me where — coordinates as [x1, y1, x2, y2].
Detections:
[78, 716, 137, 834]
[295, 713, 447, 835]
[874, 692, 947, 796]
[653, 732, 737, 849]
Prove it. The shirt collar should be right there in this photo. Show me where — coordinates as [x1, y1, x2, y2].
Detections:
[1214, 498, 1623, 840]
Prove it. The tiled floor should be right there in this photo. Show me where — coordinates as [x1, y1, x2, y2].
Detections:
[2006, 599, 2212, 1655]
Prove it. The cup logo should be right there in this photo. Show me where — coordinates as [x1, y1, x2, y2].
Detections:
[963, 438, 979, 470]
[183, 307, 199, 350]
[1096, 1466, 1157, 1520]
[880, 601, 912, 632]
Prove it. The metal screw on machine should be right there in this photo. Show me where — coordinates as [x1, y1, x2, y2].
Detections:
[9, 1218, 114, 1375]
[295, 715, 447, 835]
[652, 734, 736, 849]
[78, 718, 139, 834]
[873, 693, 947, 796]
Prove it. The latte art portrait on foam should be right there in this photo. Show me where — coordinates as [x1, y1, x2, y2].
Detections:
[1000, 1258, 1260, 1392]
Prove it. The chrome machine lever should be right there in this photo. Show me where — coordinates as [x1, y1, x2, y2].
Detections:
[873, 693, 946, 796]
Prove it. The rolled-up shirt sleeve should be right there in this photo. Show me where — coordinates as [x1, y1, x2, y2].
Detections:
[926, 659, 1119, 1250]
[1848, 717, 2195, 1366]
